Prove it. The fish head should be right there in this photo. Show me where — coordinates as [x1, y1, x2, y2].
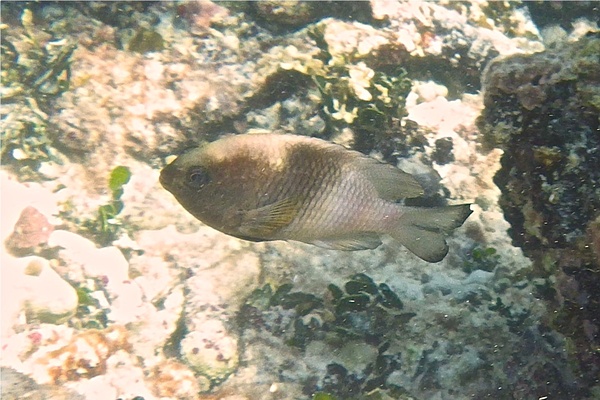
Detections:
[160, 146, 212, 197]
[159, 145, 229, 225]
[159, 140, 271, 233]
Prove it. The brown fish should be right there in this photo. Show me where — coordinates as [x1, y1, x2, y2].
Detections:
[160, 133, 472, 262]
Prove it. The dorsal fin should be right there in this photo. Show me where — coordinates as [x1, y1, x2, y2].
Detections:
[299, 139, 424, 201]
[356, 158, 424, 201]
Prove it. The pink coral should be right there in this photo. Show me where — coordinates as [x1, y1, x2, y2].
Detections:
[32, 325, 130, 384]
[5, 206, 54, 251]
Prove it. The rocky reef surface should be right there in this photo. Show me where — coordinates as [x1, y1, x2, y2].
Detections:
[478, 30, 600, 393]
[1, 1, 598, 399]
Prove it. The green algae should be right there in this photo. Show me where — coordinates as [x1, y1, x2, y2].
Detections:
[88, 166, 131, 246]
[59, 166, 132, 247]
[463, 246, 500, 274]
[71, 283, 109, 330]
[127, 27, 164, 53]
[256, 22, 412, 151]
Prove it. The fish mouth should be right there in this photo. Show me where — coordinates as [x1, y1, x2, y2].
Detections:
[159, 163, 178, 192]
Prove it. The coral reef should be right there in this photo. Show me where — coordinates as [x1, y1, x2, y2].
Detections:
[147, 360, 202, 400]
[29, 325, 130, 384]
[181, 320, 238, 384]
[235, 259, 577, 398]
[0, 8, 75, 180]
[478, 32, 600, 394]
[2, 1, 599, 399]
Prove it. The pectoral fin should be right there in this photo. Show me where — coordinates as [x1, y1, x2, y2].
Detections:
[238, 198, 300, 237]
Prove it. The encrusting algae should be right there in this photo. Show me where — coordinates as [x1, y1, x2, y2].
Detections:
[160, 133, 472, 262]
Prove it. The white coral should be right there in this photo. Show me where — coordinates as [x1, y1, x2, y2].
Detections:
[348, 62, 375, 101]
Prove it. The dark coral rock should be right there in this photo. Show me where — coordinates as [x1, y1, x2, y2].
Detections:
[249, 1, 373, 33]
[527, 1, 600, 32]
[432, 137, 454, 164]
[75, 2, 152, 29]
[477, 32, 600, 395]
[250, 0, 320, 30]
[479, 32, 600, 251]
[320, 363, 362, 398]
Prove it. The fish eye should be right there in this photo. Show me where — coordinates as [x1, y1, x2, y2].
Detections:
[187, 167, 211, 189]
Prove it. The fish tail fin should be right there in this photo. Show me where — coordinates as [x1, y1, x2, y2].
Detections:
[389, 204, 472, 263]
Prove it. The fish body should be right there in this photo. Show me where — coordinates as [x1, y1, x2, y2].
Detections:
[160, 133, 472, 262]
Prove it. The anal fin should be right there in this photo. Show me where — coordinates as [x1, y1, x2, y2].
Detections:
[390, 225, 449, 263]
[310, 233, 382, 251]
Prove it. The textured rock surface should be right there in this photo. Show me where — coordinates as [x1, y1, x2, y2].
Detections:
[478, 32, 600, 393]
[1, 367, 85, 400]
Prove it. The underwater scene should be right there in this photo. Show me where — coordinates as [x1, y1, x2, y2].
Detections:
[1, 1, 599, 399]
